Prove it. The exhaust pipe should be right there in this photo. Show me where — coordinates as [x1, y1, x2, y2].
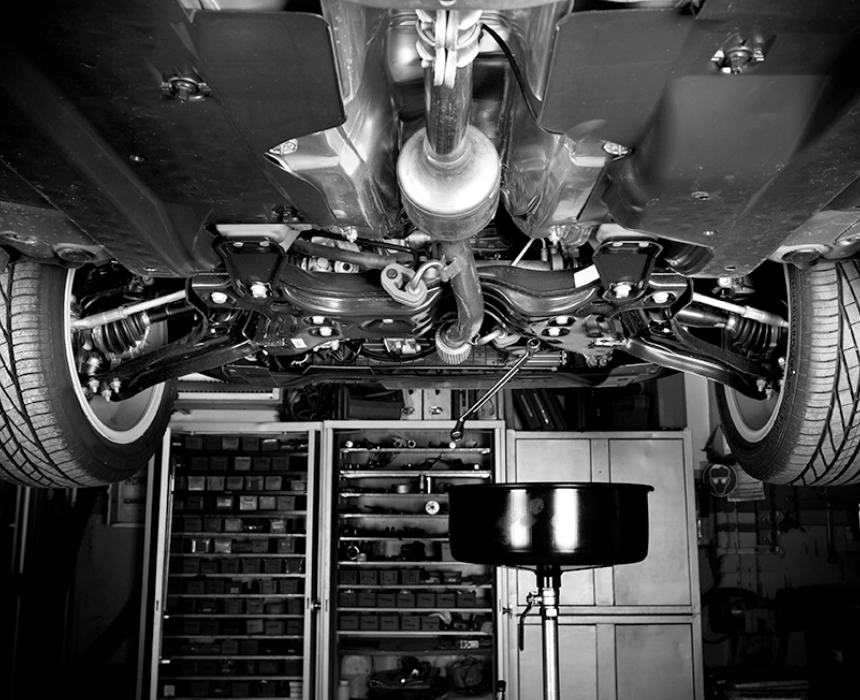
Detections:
[397, 9, 500, 363]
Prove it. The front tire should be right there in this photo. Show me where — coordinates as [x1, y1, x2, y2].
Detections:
[716, 260, 860, 486]
[0, 262, 174, 488]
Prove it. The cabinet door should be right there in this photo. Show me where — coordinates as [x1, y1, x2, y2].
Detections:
[509, 433, 695, 611]
[607, 438, 693, 608]
[513, 620, 698, 700]
[509, 437, 596, 606]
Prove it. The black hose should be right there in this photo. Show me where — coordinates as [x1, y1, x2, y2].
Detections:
[441, 239, 485, 347]
[481, 24, 563, 136]
[290, 238, 412, 271]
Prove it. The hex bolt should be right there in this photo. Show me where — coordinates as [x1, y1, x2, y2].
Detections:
[386, 269, 399, 280]
[650, 291, 671, 305]
[101, 388, 113, 401]
[546, 327, 561, 337]
[756, 378, 767, 393]
[311, 315, 326, 325]
[612, 282, 634, 299]
[250, 282, 268, 299]
[717, 277, 735, 288]
[88, 378, 100, 394]
[210, 291, 228, 304]
[110, 378, 122, 393]
[555, 316, 571, 325]
[319, 327, 333, 337]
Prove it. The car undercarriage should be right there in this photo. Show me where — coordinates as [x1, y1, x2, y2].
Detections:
[3, 0, 860, 487]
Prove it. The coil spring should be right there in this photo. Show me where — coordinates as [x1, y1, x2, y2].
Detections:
[92, 312, 151, 359]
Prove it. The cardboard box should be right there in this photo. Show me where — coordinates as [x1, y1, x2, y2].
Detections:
[265, 602, 285, 615]
[264, 620, 284, 635]
[239, 496, 258, 511]
[210, 456, 229, 470]
[401, 569, 421, 585]
[421, 615, 440, 631]
[188, 476, 206, 491]
[226, 580, 243, 595]
[258, 660, 279, 675]
[206, 580, 226, 595]
[359, 614, 379, 630]
[287, 598, 303, 614]
[272, 456, 290, 471]
[239, 640, 259, 655]
[215, 496, 233, 511]
[264, 476, 282, 491]
[226, 477, 244, 491]
[245, 599, 264, 614]
[339, 569, 358, 585]
[401, 615, 420, 631]
[221, 555, 241, 572]
[380, 614, 400, 631]
[182, 559, 201, 574]
[204, 518, 222, 533]
[183, 620, 202, 634]
[286, 619, 302, 635]
[379, 570, 399, 586]
[207, 476, 225, 491]
[263, 559, 282, 574]
[233, 456, 252, 471]
[245, 619, 264, 635]
[223, 518, 243, 532]
[275, 496, 297, 511]
[339, 590, 357, 607]
[251, 539, 269, 553]
[245, 476, 264, 491]
[339, 613, 359, 630]
[184, 435, 203, 451]
[254, 456, 272, 470]
[203, 435, 223, 451]
[457, 591, 476, 607]
[241, 436, 260, 452]
[437, 592, 456, 608]
[213, 538, 232, 554]
[189, 538, 211, 553]
[231, 682, 250, 698]
[417, 592, 436, 608]
[258, 496, 276, 510]
[279, 579, 300, 594]
[358, 570, 378, 586]
[183, 517, 203, 533]
[258, 579, 276, 595]
[190, 457, 209, 471]
[223, 599, 243, 615]
[221, 436, 240, 451]
[186, 495, 204, 511]
[358, 591, 377, 607]
[276, 539, 295, 554]
[396, 592, 416, 608]
[200, 619, 219, 635]
[285, 559, 304, 574]
[241, 558, 261, 574]
[200, 560, 219, 575]
[377, 592, 396, 607]
[186, 580, 206, 595]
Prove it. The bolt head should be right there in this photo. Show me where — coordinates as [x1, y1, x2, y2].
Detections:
[268, 139, 298, 156]
[386, 269, 398, 279]
[88, 378, 100, 394]
[547, 327, 561, 337]
[210, 291, 228, 304]
[311, 315, 326, 325]
[250, 282, 268, 299]
[602, 141, 631, 157]
[319, 327, 333, 337]
[110, 378, 122, 393]
[612, 282, 633, 299]
[651, 291, 670, 304]
[100, 389, 113, 401]
[555, 316, 571, 325]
